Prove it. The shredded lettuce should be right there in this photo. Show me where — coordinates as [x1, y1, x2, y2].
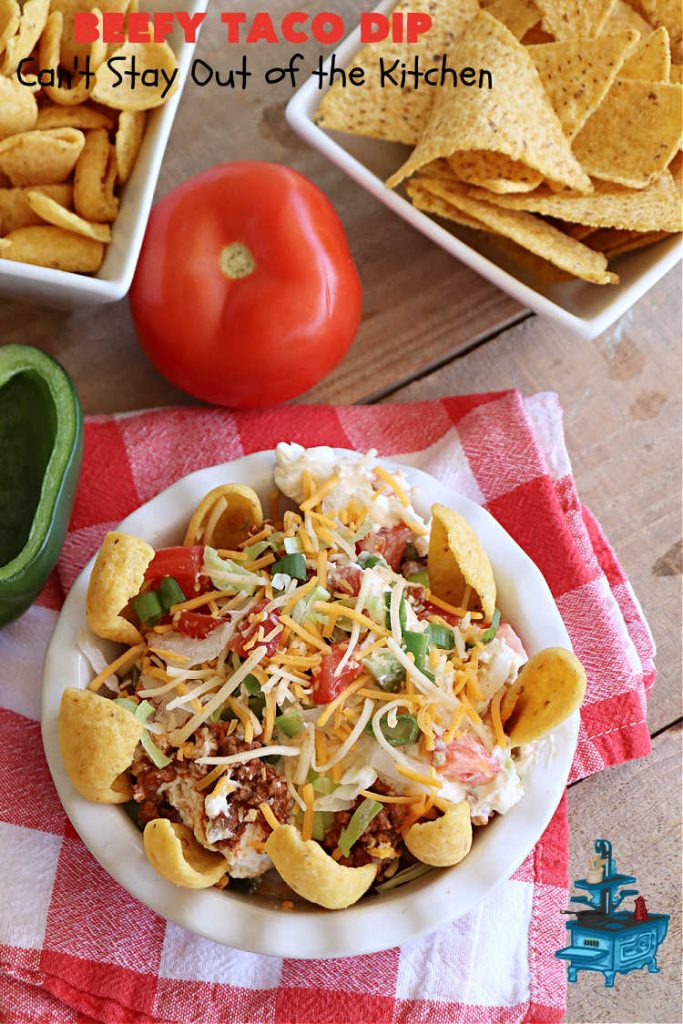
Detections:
[351, 519, 374, 542]
[203, 546, 260, 594]
[283, 535, 303, 554]
[272, 572, 292, 591]
[291, 584, 330, 625]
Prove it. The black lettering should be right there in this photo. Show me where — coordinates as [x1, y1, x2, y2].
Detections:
[479, 68, 493, 89]
[460, 67, 476, 86]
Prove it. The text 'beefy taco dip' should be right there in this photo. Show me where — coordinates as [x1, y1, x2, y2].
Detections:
[60, 445, 585, 909]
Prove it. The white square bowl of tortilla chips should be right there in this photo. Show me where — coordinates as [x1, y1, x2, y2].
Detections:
[42, 448, 582, 957]
[0, 0, 207, 307]
[287, 0, 682, 339]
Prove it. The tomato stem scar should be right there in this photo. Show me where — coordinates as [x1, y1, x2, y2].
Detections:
[220, 242, 256, 279]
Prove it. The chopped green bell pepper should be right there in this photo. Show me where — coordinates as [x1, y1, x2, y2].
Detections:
[0, 345, 83, 627]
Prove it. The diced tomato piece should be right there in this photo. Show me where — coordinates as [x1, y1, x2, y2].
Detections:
[177, 611, 222, 639]
[438, 732, 501, 786]
[145, 545, 207, 596]
[496, 622, 527, 660]
[313, 644, 363, 704]
[357, 525, 412, 572]
[329, 563, 361, 596]
[229, 601, 282, 658]
[416, 600, 460, 627]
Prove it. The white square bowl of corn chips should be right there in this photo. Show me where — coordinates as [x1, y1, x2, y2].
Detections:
[0, 0, 207, 307]
[287, 0, 683, 339]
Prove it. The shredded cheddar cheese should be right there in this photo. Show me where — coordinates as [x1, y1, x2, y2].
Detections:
[88, 643, 145, 692]
[259, 802, 280, 831]
[301, 782, 315, 840]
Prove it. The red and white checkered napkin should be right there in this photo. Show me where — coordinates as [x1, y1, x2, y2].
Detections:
[0, 391, 654, 1024]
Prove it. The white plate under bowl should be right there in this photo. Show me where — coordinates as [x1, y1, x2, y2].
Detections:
[286, 1, 682, 340]
[42, 450, 578, 958]
[0, 0, 207, 308]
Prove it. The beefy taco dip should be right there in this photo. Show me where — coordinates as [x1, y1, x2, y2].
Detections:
[60, 445, 586, 909]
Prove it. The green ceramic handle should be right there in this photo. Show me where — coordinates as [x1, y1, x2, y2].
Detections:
[0, 345, 83, 626]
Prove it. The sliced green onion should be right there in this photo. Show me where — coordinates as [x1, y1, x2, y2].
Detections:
[116, 698, 171, 767]
[115, 697, 138, 714]
[243, 675, 262, 696]
[358, 551, 385, 569]
[283, 535, 303, 555]
[481, 608, 501, 644]
[275, 711, 303, 738]
[407, 569, 430, 587]
[337, 798, 382, 857]
[363, 650, 405, 692]
[132, 589, 164, 626]
[385, 590, 407, 632]
[271, 553, 307, 581]
[375, 862, 433, 893]
[312, 810, 336, 841]
[307, 768, 319, 783]
[157, 576, 186, 611]
[141, 730, 172, 768]
[365, 713, 419, 746]
[312, 775, 337, 795]
[428, 622, 455, 650]
[403, 630, 429, 672]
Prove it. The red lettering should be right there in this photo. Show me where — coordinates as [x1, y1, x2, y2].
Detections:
[73, 11, 100, 43]
[221, 12, 247, 43]
[311, 12, 344, 43]
[127, 11, 151, 42]
[360, 12, 389, 42]
[247, 12, 278, 43]
[281, 11, 308, 43]
[152, 11, 174, 42]
[406, 12, 432, 42]
[176, 11, 207, 43]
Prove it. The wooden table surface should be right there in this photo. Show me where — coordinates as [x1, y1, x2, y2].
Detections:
[1, 5, 681, 1020]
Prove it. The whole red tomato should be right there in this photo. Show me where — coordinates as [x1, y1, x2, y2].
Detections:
[130, 162, 362, 407]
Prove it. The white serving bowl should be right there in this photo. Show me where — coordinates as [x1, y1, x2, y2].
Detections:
[286, 0, 682, 340]
[42, 450, 578, 958]
[0, 0, 207, 308]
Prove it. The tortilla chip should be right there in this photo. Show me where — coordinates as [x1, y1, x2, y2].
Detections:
[604, 228, 670, 253]
[50, 0, 130, 67]
[0, 183, 73, 232]
[573, 77, 683, 187]
[115, 109, 146, 184]
[74, 127, 119, 222]
[0, 0, 20, 59]
[428, 503, 497, 619]
[528, 30, 640, 139]
[92, 41, 179, 110]
[1, 0, 49, 76]
[386, 11, 591, 193]
[466, 169, 682, 231]
[641, 0, 682, 61]
[0, 74, 38, 142]
[405, 801, 472, 866]
[605, 0, 652, 36]
[535, 0, 617, 39]
[417, 176, 619, 282]
[482, 0, 540, 39]
[505, 647, 586, 746]
[184, 484, 264, 549]
[315, 0, 479, 145]
[0, 127, 85, 186]
[86, 531, 155, 645]
[39, 10, 108, 107]
[143, 820, 228, 889]
[406, 178, 484, 229]
[265, 825, 377, 909]
[670, 63, 682, 83]
[59, 688, 142, 803]
[621, 25, 672, 78]
[35, 103, 116, 132]
[27, 190, 112, 242]
[447, 152, 543, 194]
[563, 222, 599, 239]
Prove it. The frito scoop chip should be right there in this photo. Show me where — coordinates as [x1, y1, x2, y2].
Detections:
[1, 224, 104, 272]
[27, 189, 112, 242]
[39, 10, 107, 107]
[405, 800, 472, 866]
[428, 503, 496, 619]
[265, 825, 377, 909]
[92, 41, 179, 110]
[0, 75, 38, 142]
[143, 820, 229, 889]
[73, 126, 118, 222]
[0, 183, 73, 233]
[115, 110, 146, 185]
[59, 688, 142, 803]
[503, 647, 587, 746]
[1, 0, 49, 76]
[0, 0, 21, 59]
[86, 531, 155, 645]
[184, 484, 263, 549]
[0, 127, 84, 186]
